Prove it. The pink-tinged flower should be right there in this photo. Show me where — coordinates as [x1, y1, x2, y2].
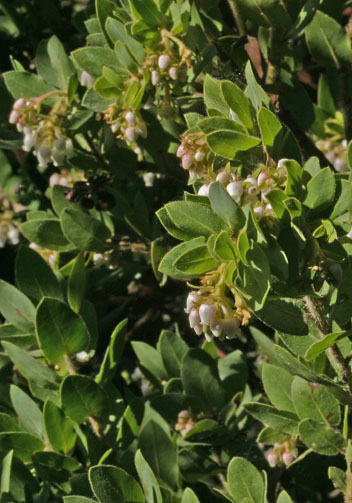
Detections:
[158, 54, 170, 70]
[193, 323, 203, 335]
[151, 70, 161, 86]
[9, 110, 19, 124]
[189, 308, 201, 328]
[182, 154, 194, 170]
[168, 67, 178, 80]
[282, 450, 294, 466]
[13, 98, 26, 110]
[176, 143, 187, 158]
[267, 450, 278, 467]
[257, 171, 269, 186]
[199, 303, 216, 325]
[125, 111, 136, 125]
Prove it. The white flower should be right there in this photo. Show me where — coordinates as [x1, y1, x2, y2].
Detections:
[143, 172, 156, 187]
[267, 450, 278, 467]
[65, 139, 74, 158]
[210, 318, 223, 338]
[7, 226, 19, 245]
[9, 110, 19, 124]
[198, 184, 210, 197]
[168, 67, 178, 80]
[334, 158, 348, 172]
[189, 308, 201, 328]
[125, 111, 136, 125]
[185, 291, 200, 313]
[37, 146, 52, 167]
[182, 154, 194, 170]
[76, 351, 90, 363]
[199, 303, 217, 325]
[125, 127, 137, 142]
[151, 70, 161, 86]
[226, 181, 243, 202]
[176, 144, 187, 158]
[282, 450, 294, 466]
[22, 133, 35, 152]
[194, 149, 205, 162]
[216, 170, 231, 184]
[13, 98, 26, 110]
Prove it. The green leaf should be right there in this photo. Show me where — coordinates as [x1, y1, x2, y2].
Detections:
[0, 280, 35, 330]
[96, 0, 115, 45]
[198, 117, 246, 134]
[291, 376, 340, 426]
[305, 330, 351, 361]
[0, 413, 21, 432]
[0, 432, 44, 462]
[240, 241, 270, 310]
[262, 364, 295, 413]
[36, 297, 90, 364]
[181, 348, 226, 413]
[204, 75, 230, 116]
[257, 107, 282, 147]
[227, 457, 265, 503]
[68, 252, 86, 313]
[256, 300, 308, 335]
[32, 451, 80, 482]
[129, 0, 163, 26]
[245, 61, 272, 110]
[47, 35, 75, 90]
[277, 491, 293, 503]
[51, 185, 82, 217]
[256, 427, 288, 445]
[288, 0, 320, 39]
[221, 81, 254, 130]
[158, 238, 207, 279]
[105, 18, 145, 62]
[15, 246, 62, 302]
[138, 420, 178, 490]
[60, 375, 107, 423]
[89, 465, 145, 503]
[299, 418, 346, 454]
[328, 466, 346, 493]
[244, 403, 299, 435]
[43, 400, 76, 454]
[303, 167, 335, 213]
[10, 385, 45, 440]
[206, 130, 261, 159]
[131, 341, 168, 381]
[21, 219, 74, 251]
[71, 47, 118, 78]
[2, 341, 60, 403]
[135, 449, 162, 503]
[218, 350, 248, 400]
[209, 182, 246, 231]
[158, 330, 188, 378]
[182, 488, 200, 503]
[3, 71, 55, 98]
[214, 231, 237, 260]
[64, 498, 95, 503]
[61, 208, 112, 252]
[95, 319, 127, 384]
[162, 201, 226, 239]
[173, 244, 220, 275]
[305, 10, 352, 68]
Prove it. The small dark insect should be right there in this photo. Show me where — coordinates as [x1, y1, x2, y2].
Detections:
[65, 170, 115, 210]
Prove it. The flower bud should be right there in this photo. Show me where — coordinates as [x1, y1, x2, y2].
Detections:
[76, 351, 90, 363]
[143, 172, 156, 187]
[151, 70, 161, 86]
[65, 139, 74, 158]
[111, 122, 120, 133]
[325, 152, 336, 164]
[267, 451, 278, 467]
[199, 303, 216, 325]
[334, 158, 348, 172]
[253, 206, 264, 219]
[9, 110, 19, 124]
[22, 133, 35, 152]
[178, 410, 190, 420]
[226, 181, 243, 201]
[282, 450, 294, 466]
[49, 173, 60, 186]
[210, 318, 223, 338]
[257, 171, 269, 186]
[176, 143, 187, 158]
[37, 146, 52, 167]
[13, 98, 26, 110]
[222, 318, 240, 339]
[204, 332, 214, 342]
[216, 170, 231, 184]
[7, 226, 19, 245]
[125, 127, 137, 142]
[198, 184, 210, 197]
[182, 154, 194, 170]
[51, 148, 66, 167]
[189, 308, 201, 328]
[80, 71, 95, 87]
[168, 66, 178, 80]
[158, 54, 170, 70]
[54, 138, 66, 151]
[125, 111, 136, 125]
[193, 323, 203, 336]
[194, 149, 205, 162]
[264, 203, 273, 215]
[185, 291, 200, 313]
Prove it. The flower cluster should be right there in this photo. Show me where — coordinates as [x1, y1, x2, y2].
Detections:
[197, 162, 288, 219]
[185, 290, 243, 341]
[316, 138, 348, 172]
[265, 437, 298, 467]
[176, 132, 212, 182]
[9, 97, 73, 168]
[174, 410, 195, 436]
[104, 106, 147, 144]
[145, 52, 188, 88]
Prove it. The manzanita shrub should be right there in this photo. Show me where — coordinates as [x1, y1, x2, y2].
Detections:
[3, 0, 352, 502]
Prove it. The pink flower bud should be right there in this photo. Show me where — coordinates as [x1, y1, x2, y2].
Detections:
[282, 450, 294, 466]
[257, 171, 269, 186]
[182, 154, 194, 170]
[158, 54, 170, 70]
[9, 110, 19, 124]
[189, 308, 201, 328]
[125, 127, 137, 142]
[13, 98, 26, 110]
[176, 143, 187, 158]
[168, 66, 178, 80]
[216, 170, 231, 184]
[194, 149, 205, 162]
[199, 303, 216, 325]
[226, 181, 243, 201]
[125, 111, 136, 125]
[267, 451, 278, 467]
[151, 70, 161, 86]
